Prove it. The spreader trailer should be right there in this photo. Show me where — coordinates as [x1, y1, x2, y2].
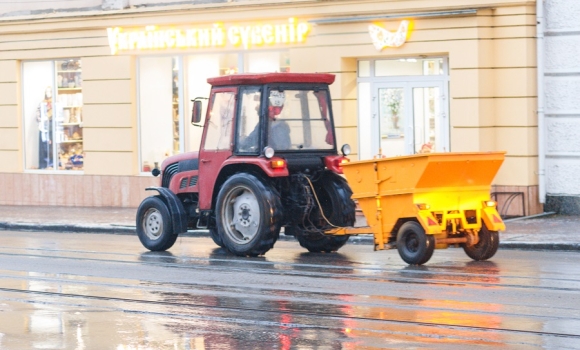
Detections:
[326, 151, 506, 265]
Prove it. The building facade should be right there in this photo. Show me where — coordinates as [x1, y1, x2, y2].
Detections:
[0, 0, 545, 215]
[541, 0, 580, 214]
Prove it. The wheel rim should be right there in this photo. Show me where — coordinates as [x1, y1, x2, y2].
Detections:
[405, 232, 420, 253]
[222, 185, 261, 245]
[143, 207, 163, 240]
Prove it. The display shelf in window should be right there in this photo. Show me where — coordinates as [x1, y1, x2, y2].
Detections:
[55, 59, 84, 171]
[59, 139, 84, 143]
[58, 88, 82, 93]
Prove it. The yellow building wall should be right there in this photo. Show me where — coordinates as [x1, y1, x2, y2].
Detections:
[0, 60, 21, 172]
[82, 55, 137, 175]
[288, 4, 537, 189]
[0, 0, 539, 208]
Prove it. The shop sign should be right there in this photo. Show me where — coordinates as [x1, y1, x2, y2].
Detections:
[369, 20, 411, 51]
[107, 18, 310, 55]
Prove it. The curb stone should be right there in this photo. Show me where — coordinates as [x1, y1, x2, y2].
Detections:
[2, 221, 579, 251]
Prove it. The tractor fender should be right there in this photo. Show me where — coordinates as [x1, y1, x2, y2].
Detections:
[145, 187, 188, 234]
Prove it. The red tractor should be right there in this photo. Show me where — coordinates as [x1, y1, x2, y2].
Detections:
[136, 73, 355, 256]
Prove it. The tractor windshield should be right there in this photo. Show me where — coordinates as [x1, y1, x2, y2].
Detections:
[266, 89, 334, 151]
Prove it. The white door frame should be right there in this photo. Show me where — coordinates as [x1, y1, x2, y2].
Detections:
[357, 58, 449, 159]
[369, 80, 448, 157]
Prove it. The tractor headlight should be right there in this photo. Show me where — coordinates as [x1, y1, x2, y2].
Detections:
[341, 144, 351, 156]
[264, 146, 275, 159]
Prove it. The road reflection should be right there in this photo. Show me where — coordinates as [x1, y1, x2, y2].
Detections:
[2, 239, 575, 349]
[136, 248, 359, 349]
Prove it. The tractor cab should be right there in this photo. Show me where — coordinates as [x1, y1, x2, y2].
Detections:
[191, 73, 347, 173]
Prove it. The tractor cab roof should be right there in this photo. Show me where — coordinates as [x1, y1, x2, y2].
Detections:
[207, 72, 335, 87]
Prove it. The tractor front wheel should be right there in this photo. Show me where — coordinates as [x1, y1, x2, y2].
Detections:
[463, 224, 500, 261]
[396, 221, 435, 265]
[136, 196, 178, 251]
[216, 173, 282, 257]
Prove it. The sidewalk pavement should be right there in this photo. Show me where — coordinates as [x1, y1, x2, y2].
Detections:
[1, 205, 579, 251]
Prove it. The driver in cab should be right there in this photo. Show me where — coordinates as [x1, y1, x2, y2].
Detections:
[240, 91, 291, 151]
[267, 91, 291, 150]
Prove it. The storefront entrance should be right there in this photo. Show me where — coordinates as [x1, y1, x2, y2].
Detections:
[357, 58, 449, 160]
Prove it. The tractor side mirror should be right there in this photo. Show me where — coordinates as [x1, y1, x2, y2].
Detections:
[191, 100, 202, 124]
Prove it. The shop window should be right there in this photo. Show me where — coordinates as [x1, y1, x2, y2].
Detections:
[244, 51, 290, 73]
[138, 56, 180, 172]
[375, 58, 443, 76]
[22, 59, 84, 171]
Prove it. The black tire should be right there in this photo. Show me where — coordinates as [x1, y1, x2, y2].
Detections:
[463, 224, 500, 261]
[314, 172, 356, 228]
[396, 221, 435, 265]
[296, 232, 350, 253]
[136, 196, 178, 251]
[295, 172, 355, 253]
[209, 227, 225, 248]
[216, 173, 282, 256]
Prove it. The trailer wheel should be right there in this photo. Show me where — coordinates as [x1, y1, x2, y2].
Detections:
[216, 173, 282, 257]
[463, 224, 499, 261]
[209, 227, 225, 248]
[396, 221, 435, 265]
[136, 196, 178, 251]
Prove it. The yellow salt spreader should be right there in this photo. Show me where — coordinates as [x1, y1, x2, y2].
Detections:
[327, 152, 506, 265]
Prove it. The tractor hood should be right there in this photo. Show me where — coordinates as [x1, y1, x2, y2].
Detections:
[160, 152, 199, 173]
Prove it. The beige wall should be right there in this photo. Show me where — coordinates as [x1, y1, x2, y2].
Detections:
[289, 4, 537, 187]
[0, 0, 539, 207]
[0, 60, 21, 172]
[82, 55, 138, 175]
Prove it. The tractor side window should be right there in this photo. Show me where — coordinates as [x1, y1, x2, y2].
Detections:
[237, 87, 261, 153]
[204, 92, 235, 151]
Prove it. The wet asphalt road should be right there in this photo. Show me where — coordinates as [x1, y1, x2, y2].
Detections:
[0, 231, 579, 349]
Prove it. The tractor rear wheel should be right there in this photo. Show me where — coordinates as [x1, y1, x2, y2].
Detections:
[136, 196, 178, 251]
[294, 172, 355, 253]
[209, 227, 225, 248]
[396, 221, 435, 265]
[216, 173, 282, 257]
[295, 232, 350, 253]
[463, 224, 500, 261]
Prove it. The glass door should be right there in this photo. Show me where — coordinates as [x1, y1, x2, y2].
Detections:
[369, 81, 447, 158]
[410, 82, 447, 154]
[375, 84, 407, 158]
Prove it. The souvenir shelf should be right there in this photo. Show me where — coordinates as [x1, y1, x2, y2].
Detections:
[172, 66, 180, 155]
[55, 59, 84, 170]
